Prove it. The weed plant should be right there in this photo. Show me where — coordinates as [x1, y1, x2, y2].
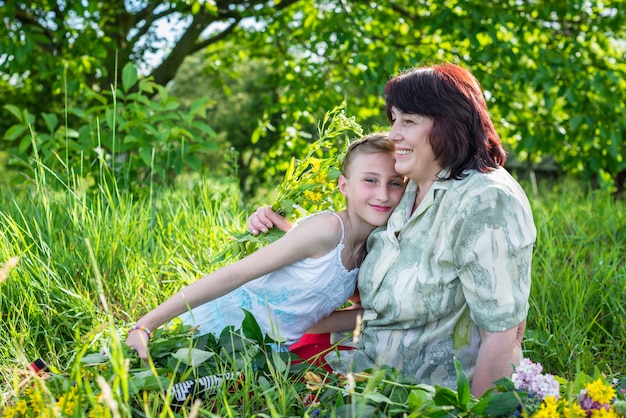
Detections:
[0, 161, 625, 416]
[523, 179, 626, 379]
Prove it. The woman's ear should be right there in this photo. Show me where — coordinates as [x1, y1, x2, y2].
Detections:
[338, 174, 348, 198]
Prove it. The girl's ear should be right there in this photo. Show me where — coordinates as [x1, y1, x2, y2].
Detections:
[338, 174, 349, 198]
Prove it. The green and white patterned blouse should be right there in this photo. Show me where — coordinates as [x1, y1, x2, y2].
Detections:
[326, 167, 536, 389]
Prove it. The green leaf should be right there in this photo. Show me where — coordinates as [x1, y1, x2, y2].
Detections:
[454, 357, 471, 407]
[18, 135, 32, 153]
[241, 309, 264, 344]
[171, 348, 215, 367]
[470, 391, 522, 416]
[192, 121, 217, 137]
[408, 387, 434, 409]
[271, 350, 288, 374]
[362, 391, 393, 404]
[3, 125, 27, 141]
[3, 105, 24, 122]
[129, 374, 170, 391]
[363, 368, 387, 393]
[42, 112, 58, 132]
[79, 353, 108, 365]
[122, 62, 138, 92]
[139, 147, 154, 166]
[433, 385, 460, 408]
[569, 115, 584, 131]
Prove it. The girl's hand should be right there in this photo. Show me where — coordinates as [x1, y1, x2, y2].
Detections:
[247, 206, 292, 235]
[126, 329, 150, 361]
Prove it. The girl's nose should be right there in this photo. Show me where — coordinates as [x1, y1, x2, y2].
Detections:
[377, 186, 389, 202]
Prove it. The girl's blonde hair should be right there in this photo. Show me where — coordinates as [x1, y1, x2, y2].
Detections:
[341, 132, 394, 175]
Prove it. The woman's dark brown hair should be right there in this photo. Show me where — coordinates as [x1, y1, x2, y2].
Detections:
[384, 63, 506, 180]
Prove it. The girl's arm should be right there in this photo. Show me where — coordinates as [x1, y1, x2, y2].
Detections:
[305, 308, 363, 334]
[127, 212, 342, 360]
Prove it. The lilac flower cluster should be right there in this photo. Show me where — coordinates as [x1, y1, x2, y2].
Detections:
[511, 358, 561, 400]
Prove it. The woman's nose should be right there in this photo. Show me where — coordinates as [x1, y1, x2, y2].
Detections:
[389, 122, 402, 141]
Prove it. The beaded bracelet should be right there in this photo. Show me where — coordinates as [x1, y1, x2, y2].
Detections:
[129, 325, 151, 338]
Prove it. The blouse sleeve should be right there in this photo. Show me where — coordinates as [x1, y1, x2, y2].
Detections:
[453, 183, 536, 332]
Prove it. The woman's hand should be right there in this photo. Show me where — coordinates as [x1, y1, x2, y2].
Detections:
[126, 329, 151, 361]
[247, 206, 293, 235]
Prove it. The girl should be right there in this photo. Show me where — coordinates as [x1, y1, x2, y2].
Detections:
[126, 133, 406, 360]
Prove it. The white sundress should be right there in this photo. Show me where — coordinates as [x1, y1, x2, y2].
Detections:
[177, 212, 358, 347]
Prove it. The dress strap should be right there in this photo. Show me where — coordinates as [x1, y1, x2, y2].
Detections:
[326, 211, 345, 243]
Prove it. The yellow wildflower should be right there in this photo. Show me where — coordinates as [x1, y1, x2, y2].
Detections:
[1, 406, 16, 418]
[88, 404, 107, 418]
[586, 379, 616, 404]
[56, 386, 78, 416]
[303, 190, 322, 203]
[533, 395, 559, 418]
[313, 172, 328, 184]
[15, 400, 27, 416]
[590, 408, 620, 417]
[27, 390, 44, 416]
[308, 158, 321, 172]
[560, 400, 587, 418]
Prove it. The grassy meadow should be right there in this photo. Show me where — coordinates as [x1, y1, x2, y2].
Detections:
[0, 163, 625, 416]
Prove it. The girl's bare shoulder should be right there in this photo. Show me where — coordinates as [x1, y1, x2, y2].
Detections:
[291, 211, 344, 248]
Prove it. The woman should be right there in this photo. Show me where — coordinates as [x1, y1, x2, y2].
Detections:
[248, 63, 536, 396]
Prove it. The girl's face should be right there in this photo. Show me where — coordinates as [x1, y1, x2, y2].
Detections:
[338, 152, 406, 227]
[389, 106, 442, 183]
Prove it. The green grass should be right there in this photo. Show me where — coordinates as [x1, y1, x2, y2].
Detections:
[524, 181, 626, 378]
[0, 166, 625, 416]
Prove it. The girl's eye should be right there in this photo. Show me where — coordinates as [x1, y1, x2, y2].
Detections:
[390, 181, 403, 188]
[365, 178, 377, 184]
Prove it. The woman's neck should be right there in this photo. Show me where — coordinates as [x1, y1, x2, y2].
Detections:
[412, 178, 436, 214]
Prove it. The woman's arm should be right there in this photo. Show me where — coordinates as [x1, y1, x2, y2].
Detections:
[306, 308, 363, 334]
[471, 321, 526, 397]
[127, 213, 342, 360]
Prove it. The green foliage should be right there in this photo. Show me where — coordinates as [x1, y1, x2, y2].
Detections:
[214, 0, 626, 190]
[2, 63, 217, 189]
[0, 140, 625, 415]
[4, 326, 625, 416]
[214, 104, 363, 262]
[0, 0, 295, 136]
[523, 179, 626, 378]
[169, 52, 287, 194]
[3, 1, 626, 193]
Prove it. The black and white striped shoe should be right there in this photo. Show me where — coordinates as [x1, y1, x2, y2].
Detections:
[170, 371, 242, 408]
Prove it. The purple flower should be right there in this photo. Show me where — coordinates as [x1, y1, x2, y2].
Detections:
[511, 358, 560, 400]
[579, 389, 611, 416]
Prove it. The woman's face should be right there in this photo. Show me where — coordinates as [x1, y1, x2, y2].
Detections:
[389, 106, 441, 183]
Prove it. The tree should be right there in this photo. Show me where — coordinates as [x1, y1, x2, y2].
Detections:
[2, 0, 625, 191]
[0, 1, 297, 131]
